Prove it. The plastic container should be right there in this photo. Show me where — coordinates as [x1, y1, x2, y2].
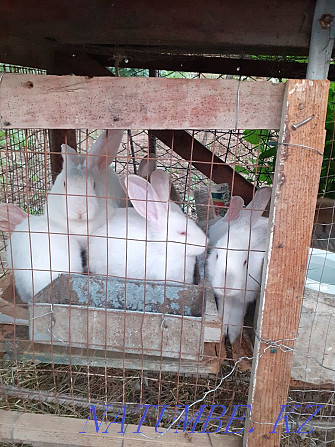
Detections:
[305, 248, 335, 295]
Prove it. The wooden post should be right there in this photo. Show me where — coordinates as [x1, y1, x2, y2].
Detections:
[48, 129, 77, 182]
[244, 79, 329, 446]
[148, 69, 158, 166]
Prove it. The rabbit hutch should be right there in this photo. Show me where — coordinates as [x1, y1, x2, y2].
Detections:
[0, 1, 335, 446]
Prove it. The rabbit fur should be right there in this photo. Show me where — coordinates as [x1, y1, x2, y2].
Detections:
[88, 170, 207, 284]
[1, 205, 82, 302]
[46, 130, 126, 250]
[207, 187, 271, 343]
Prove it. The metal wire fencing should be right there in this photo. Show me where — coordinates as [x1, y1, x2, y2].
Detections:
[0, 63, 334, 447]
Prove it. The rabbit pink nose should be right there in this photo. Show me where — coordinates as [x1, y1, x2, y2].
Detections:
[74, 211, 86, 220]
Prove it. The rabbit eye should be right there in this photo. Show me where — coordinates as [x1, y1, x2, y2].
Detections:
[244, 260, 247, 266]
[179, 231, 186, 236]
[216, 253, 218, 260]
[63, 181, 66, 188]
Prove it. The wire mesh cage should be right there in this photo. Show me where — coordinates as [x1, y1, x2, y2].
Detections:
[0, 65, 334, 447]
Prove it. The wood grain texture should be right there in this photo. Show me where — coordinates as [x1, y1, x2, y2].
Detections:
[1, 0, 313, 54]
[95, 52, 335, 82]
[0, 74, 284, 130]
[245, 79, 329, 447]
[0, 409, 242, 446]
[30, 304, 203, 360]
[3, 339, 220, 374]
[204, 291, 222, 342]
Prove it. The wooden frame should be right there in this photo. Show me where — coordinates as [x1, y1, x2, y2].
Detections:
[28, 275, 221, 362]
[0, 409, 242, 447]
[245, 79, 329, 446]
[0, 75, 284, 129]
[0, 75, 329, 446]
[0, 0, 318, 75]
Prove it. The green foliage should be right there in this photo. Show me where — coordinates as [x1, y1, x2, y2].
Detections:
[157, 70, 186, 78]
[108, 67, 149, 77]
[251, 54, 309, 64]
[240, 83, 335, 197]
[320, 82, 335, 198]
[108, 67, 191, 79]
[238, 129, 277, 185]
[0, 129, 5, 144]
[1, 129, 35, 149]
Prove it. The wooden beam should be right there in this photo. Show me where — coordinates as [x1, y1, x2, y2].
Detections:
[0, 75, 285, 130]
[52, 54, 255, 202]
[245, 79, 329, 446]
[47, 52, 113, 179]
[0, 409, 242, 446]
[96, 53, 335, 81]
[3, 339, 220, 375]
[151, 130, 255, 203]
[54, 51, 114, 77]
[0, 39, 114, 75]
[0, 36, 56, 72]
[1, 0, 314, 55]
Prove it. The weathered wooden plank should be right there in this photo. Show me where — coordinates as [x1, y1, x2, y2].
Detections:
[97, 53, 335, 80]
[33, 274, 204, 317]
[30, 304, 203, 360]
[0, 36, 55, 72]
[53, 51, 115, 76]
[0, 274, 29, 324]
[1, 0, 314, 55]
[0, 74, 284, 130]
[29, 273, 206, 358]
[245, 79, 329, 446]
[0, 409, 241, 446]
[3, 340, 220, 375]
[209, 433, 242, 447]
[204, 290, 222, 343]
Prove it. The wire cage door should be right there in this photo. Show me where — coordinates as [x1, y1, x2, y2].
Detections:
[0, 74, 330, 447]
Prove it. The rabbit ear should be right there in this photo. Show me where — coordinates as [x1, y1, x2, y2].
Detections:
[61, 144, 77, 169]
[0, 204, 27, 233]
[87, 130, 123, 171]
[149, 170, 170, 203]
[138, 154, 157, 180]
[126, 175, 164, 223]
[222, 196, 244, 223]
[246, 187, 272, 212]
[119, 175, 128, 195]
[239, 187, 272, 228]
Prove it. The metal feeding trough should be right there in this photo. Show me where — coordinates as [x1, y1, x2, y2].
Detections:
[29, 274, 221, 361]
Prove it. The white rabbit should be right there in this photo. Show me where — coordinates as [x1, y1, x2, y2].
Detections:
[207, 187, 272, 343]
[88, 170, 207, 283]
[0, 204, 82, 303]
[208, 196, 245, 246]
[0, 203, 27, 233]
[84, 130, 127, 208]
[137, 152, 182, 204]
[46, 130, 126, 250]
